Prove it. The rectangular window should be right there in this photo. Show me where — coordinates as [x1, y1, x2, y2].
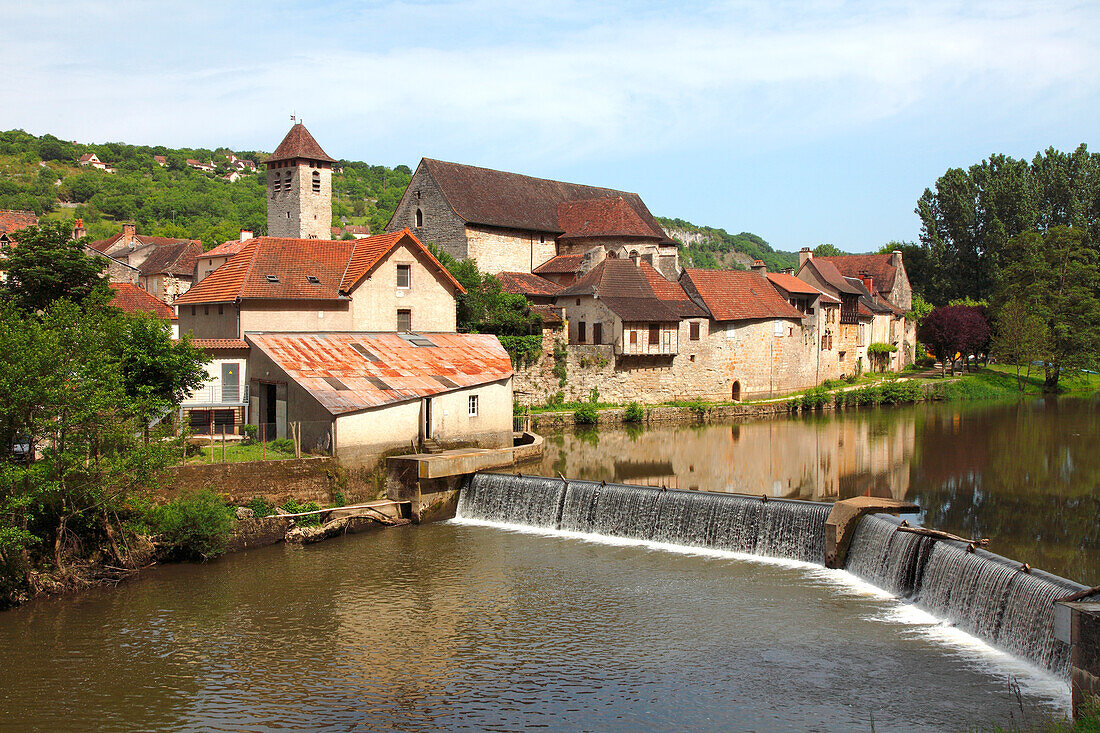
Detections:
[397, 309, 412, 332]
[468, 395, 479, 417]
[592, 322, 603, 345]
[577, 321, 586, 344]
[648, 324, 659, 345]
[218, 304, 223, 315]
[396, 264, 411, 289]
[689, 322, 700, 341]
[774, 319, 783, 337]
[191, 306, 196, 316]
[629, 330, 638, 345]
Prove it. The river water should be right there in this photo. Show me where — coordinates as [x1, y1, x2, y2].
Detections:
[0, 396, 1094, 731]
[525, 395, 1100, 585]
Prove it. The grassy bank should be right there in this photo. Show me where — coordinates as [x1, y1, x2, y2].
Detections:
[519, 366, 1100, 426]
[181, 439, 299, 465]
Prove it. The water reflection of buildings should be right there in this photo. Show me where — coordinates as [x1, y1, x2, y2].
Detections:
[533, 414, 915, 501]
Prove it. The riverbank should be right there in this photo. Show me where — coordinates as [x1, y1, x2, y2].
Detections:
[520, 365, 1100, 430]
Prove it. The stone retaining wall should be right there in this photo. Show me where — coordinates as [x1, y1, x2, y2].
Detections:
[161, 457, 384, 506]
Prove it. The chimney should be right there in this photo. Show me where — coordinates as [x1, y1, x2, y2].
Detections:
[861, 272, 873, 293]
[751, 259, 767, 277]
[123, 222, 136, 238]
[891, 249, 902, 267]
[72, 218, 86, 240]
[799, 247, 812, 267]
[629, 251, 639, 266]
[239, 229, 254, 242]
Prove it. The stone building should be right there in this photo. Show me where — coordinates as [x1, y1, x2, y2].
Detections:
[86, 224, 201, 303]
[765, 268, 842, 384]
[796, 249, 915, 372]
[386, 158, 677, 278]
[265, 123, 334, 240]
[195, 231, 253, 283]
[174, 229, 471, 440]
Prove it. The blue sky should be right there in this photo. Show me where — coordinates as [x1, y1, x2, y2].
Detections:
[3, 0, 1098, 252]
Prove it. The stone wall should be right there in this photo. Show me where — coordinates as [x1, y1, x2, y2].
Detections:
[388, 164, 470, 260]
[160, 456, 383, 506]
[465, 224, 557, 274]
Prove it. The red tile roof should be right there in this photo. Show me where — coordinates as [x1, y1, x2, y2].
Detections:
[766, 272, 841, 304]
[86, 232, 199, 255]
[109, 283, 176, 320]
[268, 123, 336, 164]
[560, 259, 684, 322]
[533, 254, 585, 274]
[529, 303, 564, 325]
[816, 254, 898, 296]
[800, 258, 863, 295]
[640, 262, 708, 317]
[137, 240, 202, 277]
[416, 159, 670, 241]
[175, 230, 462, 305]
[681, 269, 805, 321]
[556, 197, 660, 240]
[0, 210, 37, 237]
[497, 271, 563, 298]
[200, 239, 247, 259]
[246, 332, 512, 415]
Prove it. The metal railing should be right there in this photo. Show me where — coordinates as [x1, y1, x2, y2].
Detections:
[182, 384, 250, 406]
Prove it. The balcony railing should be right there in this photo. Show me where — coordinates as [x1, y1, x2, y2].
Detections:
[182, 384, 249, 406]
[617, 341, 677, 356]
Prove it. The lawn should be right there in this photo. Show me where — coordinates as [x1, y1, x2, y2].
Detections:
[182, 440, 299, 465]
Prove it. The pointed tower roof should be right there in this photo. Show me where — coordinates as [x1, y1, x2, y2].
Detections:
[267, 123, 336, 164]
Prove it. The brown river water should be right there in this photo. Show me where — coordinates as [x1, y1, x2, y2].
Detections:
[0, 395, 1094, 731]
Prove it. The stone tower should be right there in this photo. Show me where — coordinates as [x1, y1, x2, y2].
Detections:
[266, 123, 335, 239]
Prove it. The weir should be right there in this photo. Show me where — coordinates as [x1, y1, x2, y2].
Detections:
[456, 472, 1089, 683]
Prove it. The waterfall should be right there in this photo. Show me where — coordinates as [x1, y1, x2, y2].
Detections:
[457, 472, 831, 564]
[847, 514, 1085, 678]
[459, 473, 1085, 680]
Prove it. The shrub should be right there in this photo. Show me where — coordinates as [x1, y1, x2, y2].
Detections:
[552, 340, 568, 386]
[149, 490, 233, 560]
[240, 424, 258, 444]
[268, 437, 294, 453]
[247, 496, 276, 518]
[800, 386, 829, 411]
[686, 399, 709, 418]
[843, 373, 859, 384]
[880, 380, 921, 404]
[281, 499, 323, 526]
[623, 402, 644, 423]
[574, 403, 598, 425]
[498, 334, 543, 367]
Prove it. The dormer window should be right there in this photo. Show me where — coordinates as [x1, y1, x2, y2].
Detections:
[307, 276, 320, 284]
[266, 275, 279, 283]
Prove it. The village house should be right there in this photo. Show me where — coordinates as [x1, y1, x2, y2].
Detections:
[765, 267, 842, 383]
[78, 153, 114, 172]
[245, 332, 514, 462]
[186, 159, 215, 173]
[331, 224, 372, 239]
[225, 154, 257, 172]
[153, 155, 167, 167]
[795, 249, 915, 372]
[108, 282, 179, 337]
[194, 230, 252, 283]
[86, 224, 201, 304]
[0, 209, 37, 247]
[386, 159, 678, 278]
[222, 170, 242, 183]
[497, 270, 566, 335]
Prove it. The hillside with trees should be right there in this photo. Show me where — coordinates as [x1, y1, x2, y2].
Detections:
[658, 217, 799, 271]
[0, 129, 410, 248]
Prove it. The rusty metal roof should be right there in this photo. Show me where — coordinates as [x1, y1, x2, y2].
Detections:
[245, 332, 513, 416]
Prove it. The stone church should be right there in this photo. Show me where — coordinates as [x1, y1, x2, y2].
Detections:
[265, 123, 335, 239]
[386, 158, 679, 280]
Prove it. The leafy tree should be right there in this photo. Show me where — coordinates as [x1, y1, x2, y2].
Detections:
[115, 314, 208, 414]
[998, 226, 1100, 390]
[906, 293, 933, 323]
[813, 243, 846, 257]
[428, 245, 541, 337]
[0, 221, 112, 311]
[991, 299, 1048, 390]
[918, 305, 991, 377]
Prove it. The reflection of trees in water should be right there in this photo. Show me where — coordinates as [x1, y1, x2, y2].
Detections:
[910, 398, 1100, 584]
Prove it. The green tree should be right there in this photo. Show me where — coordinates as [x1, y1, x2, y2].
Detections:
[812, 243, 846, 257]
[999, 226, 1100, 390]
[906, 293, 933, 323]
[991, 298, 1048, 390]
[0, 221, 111, 312]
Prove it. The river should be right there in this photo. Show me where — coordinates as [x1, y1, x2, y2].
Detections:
[525, 395, 1100, 585]
[0, 396, 1094, 731]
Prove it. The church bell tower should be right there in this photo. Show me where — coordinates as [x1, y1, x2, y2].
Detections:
[266, 122, 334, 239]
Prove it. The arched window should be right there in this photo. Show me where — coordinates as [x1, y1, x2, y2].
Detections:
[415, 208, 423, 228]
[312, 170, 321, 193]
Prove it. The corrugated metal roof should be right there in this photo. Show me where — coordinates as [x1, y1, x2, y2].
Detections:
[246, 332, 513, 416]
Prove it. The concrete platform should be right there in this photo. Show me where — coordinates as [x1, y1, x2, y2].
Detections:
[825, 496, 920, 568]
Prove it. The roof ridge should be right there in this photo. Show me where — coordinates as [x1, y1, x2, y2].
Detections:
[423, 158, 644, 197]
